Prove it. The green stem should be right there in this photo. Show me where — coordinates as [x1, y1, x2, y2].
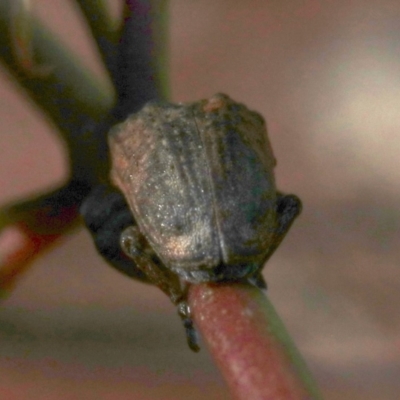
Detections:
[74, 0, 119, 77]
[0, 0, 114, 183]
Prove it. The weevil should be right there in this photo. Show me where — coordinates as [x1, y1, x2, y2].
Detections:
[81, 94, 301, 352]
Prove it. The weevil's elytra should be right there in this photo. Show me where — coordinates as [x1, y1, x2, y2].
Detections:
[109, 94, 301, 285]
[110, 94, 302, 282]
[110, 100, 217, 273]
[107, 93, 301, 351]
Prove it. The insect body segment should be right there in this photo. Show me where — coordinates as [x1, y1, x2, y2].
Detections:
[84, 94, 301, 351]
[110, 101, 221, 274]
[109, 94, 296, 284]
[120, 225, 201, 352]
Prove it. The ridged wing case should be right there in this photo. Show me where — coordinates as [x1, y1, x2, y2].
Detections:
[109, 94, 278, 272]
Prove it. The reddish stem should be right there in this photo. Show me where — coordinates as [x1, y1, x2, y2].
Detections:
[189, 283, 322, 400]
[0, 206, 79, 295]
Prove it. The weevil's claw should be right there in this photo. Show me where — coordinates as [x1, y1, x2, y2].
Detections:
[248, 272, 267, 290]
[177, 301, 200, 352]
[183, 317, 200, 352]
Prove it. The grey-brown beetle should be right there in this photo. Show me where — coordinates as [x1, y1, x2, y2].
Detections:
[108, 93, 301, 351]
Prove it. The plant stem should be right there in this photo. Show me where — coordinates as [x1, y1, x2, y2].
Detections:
[189, 283, 323, 400]
[74, 0, 119, 77]
[0, 201, 80, 298]
[113, 0, 169, 120]
[0, 0, 113, 133]
[0, 0, 170, 298]
[0, 0, 115, 184]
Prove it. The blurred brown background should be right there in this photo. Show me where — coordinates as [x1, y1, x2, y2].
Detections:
[1, 1, 399, 399]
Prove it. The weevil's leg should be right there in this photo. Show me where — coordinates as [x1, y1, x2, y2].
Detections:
[265, 193, 301, 262]
[250, 193, 302, 282]
[120, 226, 201, 352]
[273, 192, 302, 249]
[82, 186, 200, 351]
[177, 300, 200, 352]
[80, 185, 149, 282]
[120, 226, 184, 304]
[248, 272, 267, 290]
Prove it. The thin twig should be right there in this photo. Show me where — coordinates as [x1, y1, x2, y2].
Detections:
[189, 283, 323, 400]
[113, 0, 169, 120]
[74, 0, 119, 78]
[0, 191, 81, 297]
[0, 0, 113, 126]
[0, 0, 114, 184]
